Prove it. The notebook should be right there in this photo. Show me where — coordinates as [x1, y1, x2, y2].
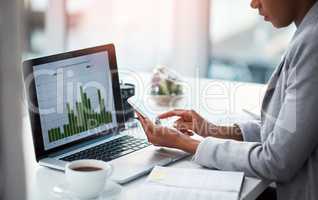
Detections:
[137, 166, 244, 200]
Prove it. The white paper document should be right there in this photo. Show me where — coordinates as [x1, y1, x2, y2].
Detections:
[137, 166, 244, 200]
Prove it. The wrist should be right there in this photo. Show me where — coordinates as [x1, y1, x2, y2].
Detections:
[176, 135, 200, 154]
[198, 123, 220, 138]
[214, 125, 243, 141]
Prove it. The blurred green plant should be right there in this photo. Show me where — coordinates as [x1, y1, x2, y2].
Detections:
[150, 66, 183, 96]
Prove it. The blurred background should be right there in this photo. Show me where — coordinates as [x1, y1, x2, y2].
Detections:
[24, 0, 295, 84]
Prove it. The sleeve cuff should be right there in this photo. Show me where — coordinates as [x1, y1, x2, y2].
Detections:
[192, 137, 259, 173]
[192, 137, 220, 169]
[236, 120, 261, 142]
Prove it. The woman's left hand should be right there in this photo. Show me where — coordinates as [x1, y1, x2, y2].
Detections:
[136, 112, 200, 154]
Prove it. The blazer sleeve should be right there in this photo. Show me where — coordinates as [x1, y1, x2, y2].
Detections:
[237, 120, 262, 142]
[194, 33, 318, 183]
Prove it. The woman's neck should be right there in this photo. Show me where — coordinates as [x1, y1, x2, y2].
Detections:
[294, 0, 317, 27]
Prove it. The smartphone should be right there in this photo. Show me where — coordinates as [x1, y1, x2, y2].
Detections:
[127, 96, 161, 125]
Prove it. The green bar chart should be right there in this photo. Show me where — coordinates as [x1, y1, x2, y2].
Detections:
[33, 52, 117, 150]
[48, 87, 113, 142]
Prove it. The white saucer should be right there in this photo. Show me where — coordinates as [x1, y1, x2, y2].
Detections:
[51, 181, 122, 200]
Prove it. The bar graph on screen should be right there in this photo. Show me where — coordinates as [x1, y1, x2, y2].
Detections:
[48, 87, 113, 142]
[33, 51, 117, 150]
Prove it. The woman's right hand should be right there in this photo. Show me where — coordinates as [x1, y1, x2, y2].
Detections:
[158, 109, 217, 137]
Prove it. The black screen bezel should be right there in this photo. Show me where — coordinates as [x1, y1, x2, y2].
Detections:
[22, 44, 125, 161]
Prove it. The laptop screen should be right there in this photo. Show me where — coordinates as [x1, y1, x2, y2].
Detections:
[33, 51, 118, 150]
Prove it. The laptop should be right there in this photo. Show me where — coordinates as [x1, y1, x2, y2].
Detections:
[22, 44, 188, 184]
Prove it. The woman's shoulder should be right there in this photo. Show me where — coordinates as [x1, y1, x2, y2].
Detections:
[285, 22, 318, 68]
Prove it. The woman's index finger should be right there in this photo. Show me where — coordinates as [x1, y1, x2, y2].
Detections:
[158, 109, 187, 119]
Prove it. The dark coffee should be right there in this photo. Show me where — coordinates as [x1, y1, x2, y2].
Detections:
[72, 166, 103, 172]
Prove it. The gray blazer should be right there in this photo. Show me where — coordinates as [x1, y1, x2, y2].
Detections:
[194, 2, 318, 200]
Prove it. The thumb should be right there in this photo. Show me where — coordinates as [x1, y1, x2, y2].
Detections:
[137, 112, 155, 134]
[174, 121, 194, 131]
[179, 129, 194, 136]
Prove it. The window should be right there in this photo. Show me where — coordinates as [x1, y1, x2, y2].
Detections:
[26, 0, 211, 77]
[208, 0, 295, 83]
[25, 0, 296, 83]
[66, 0, 175, 72]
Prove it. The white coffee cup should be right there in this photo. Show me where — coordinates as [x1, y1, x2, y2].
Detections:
[65, 159, 113, 199]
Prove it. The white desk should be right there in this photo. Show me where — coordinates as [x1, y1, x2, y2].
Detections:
[24, 75, 270, 200]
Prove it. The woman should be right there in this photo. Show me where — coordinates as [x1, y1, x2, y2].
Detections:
[137, 0, 318, 199]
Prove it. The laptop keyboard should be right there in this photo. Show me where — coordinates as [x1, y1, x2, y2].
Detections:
[61, 135, 151, 162]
